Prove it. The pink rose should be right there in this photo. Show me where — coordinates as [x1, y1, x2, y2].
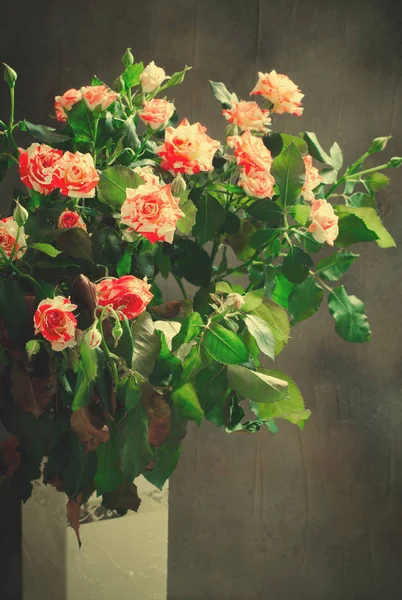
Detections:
[34, 296, 78, 351]
[0, 217, 27, 261]
[138, 99, 175, 130]
[121, 181, 184, 244]
[223, 101, 271, 134]
[302, 155, 322, 202]
[140, 62, 166, 93]
[227, 129, 273, 173]
[308, 200, 339, 246]
[96, 276, 153, 320]
[250, 70, 304, 116]
[52, 151, 99, 198]
[133, 166, 160, 186]
[58, 210, 87, 232]
[81, 85, 119, 111]
[239, 167, 275, 199]
[54, 88, 82, 122]
[19, 143, 62, 195]
[157, 118, 220, 175]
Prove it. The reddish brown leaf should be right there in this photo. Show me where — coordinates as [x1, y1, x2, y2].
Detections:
[145, 391, 171, 447]
[10, 361, 55, 417]
[102, 481, 141, 514]
[151, 301, 182, 319]
[71, 407, 110, 452]
[67, 494, 83, 548]
[72, 275, 97, 320]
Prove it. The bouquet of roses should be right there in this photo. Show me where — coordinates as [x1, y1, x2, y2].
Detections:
[0, 49, 399, 542]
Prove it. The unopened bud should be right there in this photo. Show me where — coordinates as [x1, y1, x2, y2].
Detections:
[122, 48, 134, 69]
[84, 326, 102, 349]
[368, 136, 391, 155]
[389, 157, 402, 168]
[226, 293, 245, 310]
[3, 63, 17, 88]
[26, 339, 40, 360]
[13, 200, 29, 226]
[112, 321, 123, 346]
[171, 173, 186, 196]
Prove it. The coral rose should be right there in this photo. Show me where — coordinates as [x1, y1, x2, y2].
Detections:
[121, 181, 184, 244]
[0, 217, 27, 261]
[81, 85, 119, 111]
[223, 101, 271, 134]
[227, 129, 273, 173]
[54, 88, 82, 122]
[96, 276, 153, 320]
[138, 99, 175, 130]
[140, 62, 166, 93]
[34, 296, 78, 351]
[58, 210, 87, 231]
[239, 167, 275, 199]
[302, 155, 322, 202]
[157, 118, 220, 175]
[250, 70, 304, 116]
[19, 143, 62, 195]
[53, 151, 99, 198]
[308, 200, 339, 246]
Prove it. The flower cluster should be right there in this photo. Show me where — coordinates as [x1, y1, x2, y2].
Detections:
[55, 85, 118, 122]
[228, 129, 275, 199]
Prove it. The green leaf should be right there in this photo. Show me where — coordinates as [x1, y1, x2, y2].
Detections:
[247, 199, 283, 226]
[98, 166, 144, 209]
[57, 228, 92, 261]
[180, 344, 206, 382]
[68, 101, 93, 143]
[131, 312, 161, 376]
[92, 227, 122, 267]
[95, 430, 125, 494]
[25, 121, 70, 144]
[122, 62, 144, 88]
[280, 134, 308, 155]
[161, 66, 192, 90]
[347, 192, 377, 209]
[330, 142, 343, 171]
[303, 132, 332, 165]
[244, 314, 275, 359]
[30, 242, 61, 258]
[227, 365, 288, 403]
[195, 364, 228, 414]
[272, 273, 295, 309]
[250, 369, 310, 428]
[203, 324, 249, 365]
[328, 285, 371, 343]
[176, 193, 197, 235]
[71, 371, 92, 411]
[288, 204, 311, 226]
[242, 288, 264, 312]
[364, 172, 390, 192]
[116, 245, 133, 277]
[271, 142, 306, 207]
[335, 206, 395, 249]
[193, 194, 225, 245]
[215, 281, 233, 294]
[250, 227, 281, 249]
[335, 211, 379, 247]
[154, 247, 171, 279]
[0, 278, 30, 345]
[118, 375, 141, 411]
[172, 238, 212, 287]
[80, 341, 98, 382]
[171, 382, 203, 424]
[288, 276, 323, 324]
[172, 312, 203, 351]
[114, 317, 134, 366]
[209, 80, 237, 108]
[283, 247, 313, 284]
[119, 401, 154, 480]
[123, 116, 141, 150]
[251, 298, 290, 355]
[316, 250, 359, 281]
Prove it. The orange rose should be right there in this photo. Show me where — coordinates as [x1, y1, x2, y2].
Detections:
[121, 181, 184, 244]
[223, 101, 271, 133]
[157, 118, 220, 175]
[239, 167, 275, 199]
[227, 129, 273, 173]
[96, 276, 153, 320]
[138, 99, 175, 130]
[308, 200, 339, 246]
[34, 296, 78, 351]
[52, 151, 99, 198]
[54, 88, 82, 122]
[58, 210, 87, 232]
[0, 217, 27, 261]
[81, 85, 119, 111]
[302, 155, 322, 202]
[250, 70, 304, 116]
[19, 143, 62, 195]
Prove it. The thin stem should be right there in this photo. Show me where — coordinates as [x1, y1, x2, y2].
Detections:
[7, 86, 19, 154]
[309, 270, 333, 293]
[174, 275, 188, 299]
[210, 239, 220, 264]
[133, 128, 153, 161]
[92, 115, 100, 164]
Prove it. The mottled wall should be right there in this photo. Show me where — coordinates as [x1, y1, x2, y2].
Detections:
[1, 1, 402, 599]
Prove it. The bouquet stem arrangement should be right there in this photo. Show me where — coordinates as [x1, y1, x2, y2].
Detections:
[0, 51, 399, 543]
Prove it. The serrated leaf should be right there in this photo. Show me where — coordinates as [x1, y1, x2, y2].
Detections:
[335, 211, 379, 247]
[171, 382, 203, 424]
[244, 314, 275, 359]
[25, 121, 70, 145]
[95, 430, 125, 495]
[335, 206, 395, 249]
[161, 66, 192, 90]
[215, 281, 233, 294]
[172, 312, 203, 351]
[303, 132, 332, 165]
[288, 276, 323, 324]
[328, 285, 371, 343]
[57, 228, 93, 261]
[242, 288, 264, 312]
[247, 199, 284, 226]
[209, 80, 238, 108]
[347, 192, 377, 209]
[30, 242, 61, 258]
[330, 142, 343, 171]
[288, 204, 311, 226]
[272, 273, 295, 309]
[193, 194, 225, 245]
[250, 228, 281, 249]
[195, 364, 228, 414]
[98, 166, 144, 209]
[364, 172, 390, 192]
[271, 143, 306, 207]
[122, 62, 144, 88]
[203, 324, 249, 365]
[283, 247, 313, 284]
[316, 250, 359, 281]
[176, 193, 197, 235]
[251, 298, 290, 355]
[131, 312, 161, 376]
[119, 401, 154, 480]
[227, 365, 288, 403]
[116, 245, 133, 277]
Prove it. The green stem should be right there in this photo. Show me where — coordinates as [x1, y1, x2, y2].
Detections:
[92, 115, 100, 164]
[309, 270, 333, 293]
[174, 275, 188, 299]
[7, 86, 19, 154]
[133, 128, 153, 161]
[210, 239, 220, 264]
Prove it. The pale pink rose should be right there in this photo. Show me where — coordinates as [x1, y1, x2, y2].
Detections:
[121, 181, 184, 244]
[302, 155, 322, 202]
[226, 293, 245, 309]
[133, 166, 160, 186]
[58, 209, 87, 232]
[0, 217, 27, 261]
[140, 62, 166, 93]
[239, 167, 275, 199]
[157, 118, 220, 175]
[34, 296, 78, 351]
[138, 99, 175, 130]
[223, 101, 271, 133]
[19, 143, 62, 195]
[81, 85, 119, 111]
[52, 151, 99, 198]
[54, 88, 82, 122]
[308, 199, 339, 246]
[96, 276, 153, 320]
[250, 70, 304, 116]
[227, 129, 272, 173]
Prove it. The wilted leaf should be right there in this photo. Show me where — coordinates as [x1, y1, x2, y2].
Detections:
[70, 406, 110, 452]
[67, 494, 83, 548]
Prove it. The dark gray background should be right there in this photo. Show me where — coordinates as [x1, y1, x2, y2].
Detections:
[1, 1, 402, 599]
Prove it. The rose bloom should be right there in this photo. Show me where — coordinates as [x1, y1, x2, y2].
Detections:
[140, 61, 166, 93]
[227, 129, 273, 173]
[58, 209, 87, 232]
[121, 181, 184, 244]
[133, 165, 160, 186]
[96, 275, 153, 320]
[239, 167, 275, 199]
[34, 296, 78, 351]
[53, 151, 99, 198]
[138, 99, 175, 130]
[308, 199, 339, 246]
[302, 155, 322, 202]
[54, 88, 82, 122]
[157, 118, 220, 175]
[81, 85, 119, 111]
[0, 217, 27, 260]
[19, 143, 62, 195]
[223, 101, 271, 134]
[250, 70, 304, 116]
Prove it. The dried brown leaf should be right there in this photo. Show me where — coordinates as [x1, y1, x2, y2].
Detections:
[71, 407, 110, 452]
[67, 494, 83, 548]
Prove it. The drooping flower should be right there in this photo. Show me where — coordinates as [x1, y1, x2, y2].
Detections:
[54, 88, 82, 122]
[140, 62, 166, 93]
[34, 296, 78, 351]
[308, 199, 339, 246]
[81, 85, 119, 111]
[227, 129, 273, 173]
[239, 166, 275, 199]
[250, 70, 304, 116]
[96, 276, 153, 320]
[223, 101, 271, 134]
[138, 98, 175, 130]
[0, 217, 27, 261]
[157, 118, 220, 175]
[121, 181, 184, 244]
[301, 155, 322, 202]
[58, 210, 87, 232]
[52, 151, 99, 198]
[19, 143, 62, 195]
